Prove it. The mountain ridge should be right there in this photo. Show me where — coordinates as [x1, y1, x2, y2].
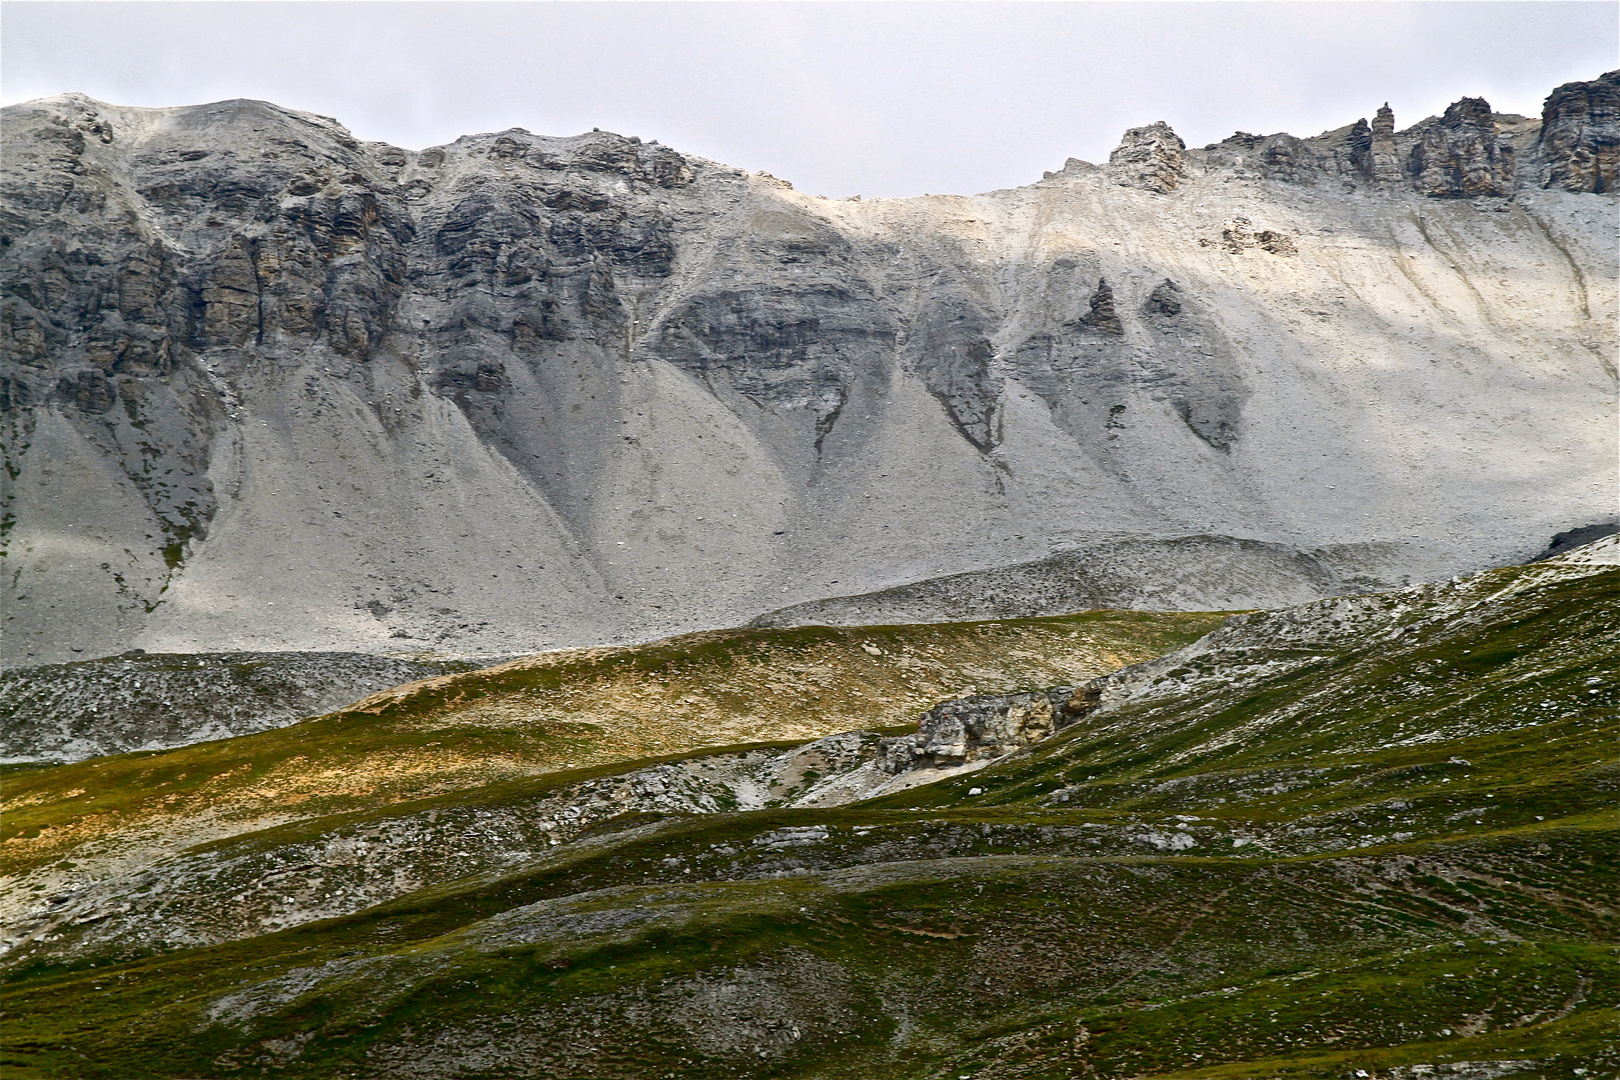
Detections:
[2, 73, 1615, 664]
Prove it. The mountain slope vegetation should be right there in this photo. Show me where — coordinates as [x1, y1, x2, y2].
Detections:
[0, 610, 1221, 960]
[1, 545, 1613, 1079]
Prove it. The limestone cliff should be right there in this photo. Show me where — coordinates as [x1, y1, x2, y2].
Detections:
[1, 73, 1615, 663]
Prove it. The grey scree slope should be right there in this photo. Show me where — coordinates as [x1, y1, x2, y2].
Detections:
[0, 651, 484, 763]
[1, 74, 1615, 665]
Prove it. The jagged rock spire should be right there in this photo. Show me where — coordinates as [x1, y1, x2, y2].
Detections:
[1079, 278, 1123, 333]
[1109, 121, 1185, 193]
[1370, 103, 1401, 182]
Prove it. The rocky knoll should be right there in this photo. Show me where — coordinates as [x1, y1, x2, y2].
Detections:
[1, 74, 1615, 664]
[750, 532, 1400, 627]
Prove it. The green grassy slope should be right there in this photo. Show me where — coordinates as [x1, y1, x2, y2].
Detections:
[1, 562, 1615, 1079]
[1, 610, 1221, 885]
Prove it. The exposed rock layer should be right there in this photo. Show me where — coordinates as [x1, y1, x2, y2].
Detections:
[1540, 69, 1620, 192]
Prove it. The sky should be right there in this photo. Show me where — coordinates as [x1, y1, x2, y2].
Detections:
[3, 1, 1615, 199]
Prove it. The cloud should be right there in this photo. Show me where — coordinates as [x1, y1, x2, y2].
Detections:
[3, 1, 1613, 198]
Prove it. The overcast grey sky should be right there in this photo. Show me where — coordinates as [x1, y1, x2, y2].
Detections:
[3, 2, 1614, 198]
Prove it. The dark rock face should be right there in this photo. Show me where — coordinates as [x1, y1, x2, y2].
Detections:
[1539, 69, 1620, 193]
[1134, 280, 1250, 449]
[1109, 121, 1186, 193]
[914, 321, 999, 453]
[1141, 279, 1182, 318]
[1411, 97, 1514, 197]
[1004, 264, 1251, 458]
[1077, 278, 1123, 334]
[1195, 94, 1579, 199]
[54, 370, 117, 413]
[1534, 522, 1620, 561]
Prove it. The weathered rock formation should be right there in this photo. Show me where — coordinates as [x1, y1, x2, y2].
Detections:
[1108, 120, 1186, 192]
[1370, 103, 1402, 182]
[1539, 69, 1620, 192]
[1411, 96, 1515, 197]
[877, 686, 1098, 773]
[1, 73, 1614, 664]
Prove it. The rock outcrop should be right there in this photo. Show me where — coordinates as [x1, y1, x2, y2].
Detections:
[1539, 69, 1620, 192]
[1076, 277, 1123, 333]
[1108, 120, 1186, 192]
[1411, 96, 1515, 197]
[1188, 79, 1620, 199]
[1370, 103, 1403, 182]
[877, 686, 1099, 773]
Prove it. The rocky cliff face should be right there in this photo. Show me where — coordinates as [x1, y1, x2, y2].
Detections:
[1411, 97, 1515, 197]
[1539, 69, 1620, 192]
[2, 74, 1615, 664]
